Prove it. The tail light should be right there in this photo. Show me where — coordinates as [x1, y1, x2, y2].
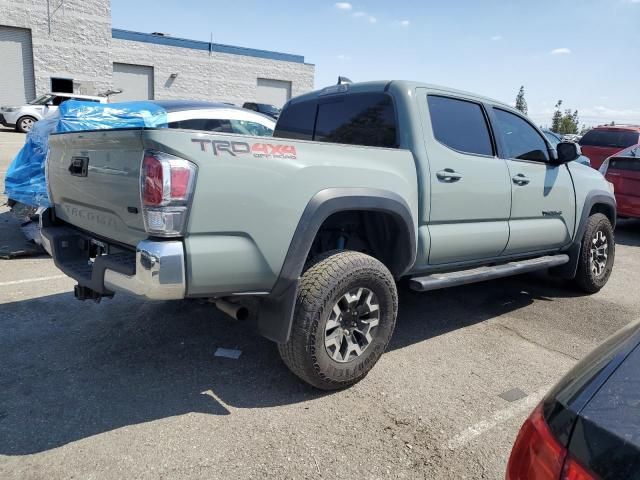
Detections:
[140, 150, 197, 237]
[506, 403, 597, 480]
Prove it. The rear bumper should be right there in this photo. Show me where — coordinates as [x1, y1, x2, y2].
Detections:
[41, 224, 186, 300]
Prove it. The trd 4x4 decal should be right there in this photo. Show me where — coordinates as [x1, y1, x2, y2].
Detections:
[192, 139, 297, 159]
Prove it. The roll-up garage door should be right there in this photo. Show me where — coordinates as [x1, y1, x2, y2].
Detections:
[0, 26, 36, 106]
[256, 78, 291, 107]
[113, 63, 154, 101]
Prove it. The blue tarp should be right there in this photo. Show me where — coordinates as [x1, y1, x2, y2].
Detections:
[4, 100, 168, 207]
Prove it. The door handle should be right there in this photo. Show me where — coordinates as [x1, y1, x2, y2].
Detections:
[512, 173, 530, 186]
[436, 168, 463, 182]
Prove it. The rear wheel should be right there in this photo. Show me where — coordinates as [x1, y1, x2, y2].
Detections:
[573, 213, 615, 293]
[16, 116, 36, 133]
[278, 250, 397, 390]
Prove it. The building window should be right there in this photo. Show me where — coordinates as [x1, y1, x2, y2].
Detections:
[51, 78, 73, 93]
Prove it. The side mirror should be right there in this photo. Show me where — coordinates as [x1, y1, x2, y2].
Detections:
[555, 142, 581, 164]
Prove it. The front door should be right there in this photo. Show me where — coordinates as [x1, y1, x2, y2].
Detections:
[490, 108, 576, 255]
[422, 94, 512, 265]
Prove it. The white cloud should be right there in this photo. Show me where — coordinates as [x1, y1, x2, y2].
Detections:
[345, 9, 377, 25]
[400, 20, 410, 27]
[334, 2, 352, 10]
[627, 0, 640, 3]
[550, 47, 571, 55]
[337, 54, 351, 60]
[491, 35, 502, 41]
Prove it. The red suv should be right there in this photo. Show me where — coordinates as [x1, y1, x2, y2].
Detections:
[579, 125, 640, 169]
[600, 144, 640, 219]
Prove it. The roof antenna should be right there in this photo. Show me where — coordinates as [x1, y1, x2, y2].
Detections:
[337, 76, 352, 85]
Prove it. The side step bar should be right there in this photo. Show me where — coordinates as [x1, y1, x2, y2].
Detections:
[409, 255, 570, 292]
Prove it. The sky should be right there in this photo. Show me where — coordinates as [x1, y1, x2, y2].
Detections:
[111, 0, 640, 127]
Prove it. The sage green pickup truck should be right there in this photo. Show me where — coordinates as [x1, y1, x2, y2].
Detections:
[41, 81, 616, 390]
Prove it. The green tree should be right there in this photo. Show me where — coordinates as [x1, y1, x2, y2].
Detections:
[551, 100, 580, 135]
[515, 86, 528, 115]
[551, 100, 563, 132]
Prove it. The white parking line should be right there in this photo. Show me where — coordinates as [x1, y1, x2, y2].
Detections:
[0, 275, 67, 287]
[445, 384, 551, 451]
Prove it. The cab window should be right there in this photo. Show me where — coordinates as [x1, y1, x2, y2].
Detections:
[493, 108, 549, 162]
[428, 95, 494, 156]
[273, 101, 316, 141]
[313, 93, 397, 148]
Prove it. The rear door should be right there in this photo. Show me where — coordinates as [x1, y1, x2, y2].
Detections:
[420, 92, 512, 265]
[491, 108, 576, 255]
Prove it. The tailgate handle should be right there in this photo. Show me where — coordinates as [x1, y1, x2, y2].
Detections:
[69, 156, 89, 177]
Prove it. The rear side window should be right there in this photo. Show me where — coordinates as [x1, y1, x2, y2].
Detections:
[427, 96, 493, 156]
[314, 93, 397, 148]
[229, 120, 273, 137]
[609, 157, 640, 172]
[493, 108, 549, 162]
[580, 130, 639, 149]
[274, 101, 316, 140]
[168, 119, 233, 132]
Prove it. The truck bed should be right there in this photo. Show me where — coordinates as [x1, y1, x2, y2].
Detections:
[46, 127, 419, 294]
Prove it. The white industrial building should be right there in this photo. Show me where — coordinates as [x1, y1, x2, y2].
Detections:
[0, 0, 315, 106]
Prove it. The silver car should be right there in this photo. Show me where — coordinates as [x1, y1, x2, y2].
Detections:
[0, 92, 105, 133]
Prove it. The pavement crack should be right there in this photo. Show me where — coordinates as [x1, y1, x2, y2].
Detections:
[492, 322, 580, 361]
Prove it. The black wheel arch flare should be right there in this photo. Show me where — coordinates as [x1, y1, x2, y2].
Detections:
[257, 187, 417, 343]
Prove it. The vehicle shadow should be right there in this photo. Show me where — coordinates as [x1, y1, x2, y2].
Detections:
[616, 219, 640, 247]
[0, 272, 603, 455]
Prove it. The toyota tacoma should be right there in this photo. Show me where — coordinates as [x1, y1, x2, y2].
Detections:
[41, 81, 617, 389]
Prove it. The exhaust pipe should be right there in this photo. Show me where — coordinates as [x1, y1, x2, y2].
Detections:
[213, 299, 250, 322]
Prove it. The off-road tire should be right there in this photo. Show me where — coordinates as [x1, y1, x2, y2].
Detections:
[573, 213, 615, 293]
[278, 250, 398, 390]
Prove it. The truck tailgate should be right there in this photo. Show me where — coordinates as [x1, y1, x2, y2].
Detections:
[47, 129, 147, 247]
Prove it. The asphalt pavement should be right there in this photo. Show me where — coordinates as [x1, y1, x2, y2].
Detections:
[1, 131, 639, 479]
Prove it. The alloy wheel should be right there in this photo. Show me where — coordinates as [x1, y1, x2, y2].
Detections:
[20, 118, 34, 132]
[589, 230, 609, 277]
[324, 287, 380, 363]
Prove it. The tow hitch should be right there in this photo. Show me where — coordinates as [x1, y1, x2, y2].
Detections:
[74, 285, 113, 303]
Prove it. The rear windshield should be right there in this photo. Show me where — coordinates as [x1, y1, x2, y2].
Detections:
[274, 93, 398, 148]
[579, 129, 639, 148]
[609, 157, 640, 172]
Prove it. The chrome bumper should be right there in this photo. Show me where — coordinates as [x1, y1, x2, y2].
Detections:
[41, 220, 186, 301]
[104, 240, 186, 300]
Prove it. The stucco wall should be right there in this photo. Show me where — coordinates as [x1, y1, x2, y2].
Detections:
[0, 0, 113, 96]
[111, 38, 315, 105]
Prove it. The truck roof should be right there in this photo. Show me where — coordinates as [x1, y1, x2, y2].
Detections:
[289, 80, 512, 110]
